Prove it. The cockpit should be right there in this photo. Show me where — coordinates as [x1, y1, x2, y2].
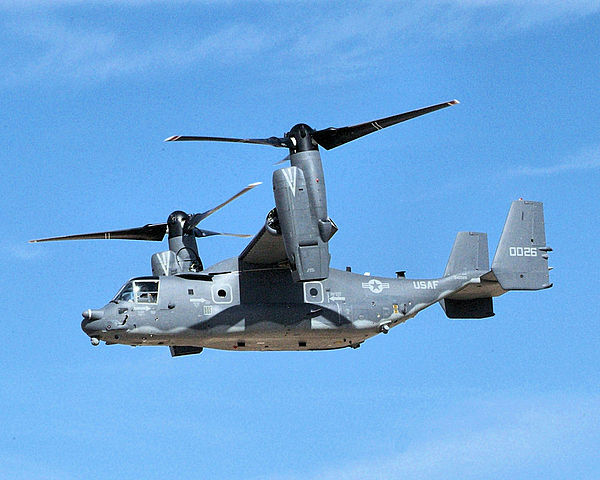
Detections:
[112, 277, 159, 304]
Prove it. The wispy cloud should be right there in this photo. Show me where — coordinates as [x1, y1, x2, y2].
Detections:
[0, 0, 206, 7]
[0, 240, 45, 261]
[1, 1, 598, 87]
[1, 16, 271, 87]
[275, 392, 600, 480]
[1, 0, 599, 10]
[442, 0, 600, 31]
[512, 144, 600, 176]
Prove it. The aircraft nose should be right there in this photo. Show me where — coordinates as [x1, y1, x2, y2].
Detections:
[81, 309, 104, 335]
[81, 318, 98, 335]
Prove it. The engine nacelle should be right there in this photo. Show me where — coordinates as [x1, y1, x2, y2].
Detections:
[273, 166, 330, 282]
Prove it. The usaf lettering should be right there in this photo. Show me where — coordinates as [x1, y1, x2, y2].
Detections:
[413, 280, 439, 289]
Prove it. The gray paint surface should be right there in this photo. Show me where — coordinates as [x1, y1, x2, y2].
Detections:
[81, 200, 552, 356]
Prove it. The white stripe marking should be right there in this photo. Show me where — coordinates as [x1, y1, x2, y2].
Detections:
[281, 168, 297, 197]
[157, 252, 170, 275]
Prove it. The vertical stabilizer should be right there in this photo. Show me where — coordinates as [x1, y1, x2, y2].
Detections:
[444, 231, 489, 276]
[441, 231, 493, 318]
[491, 200, 552, 290]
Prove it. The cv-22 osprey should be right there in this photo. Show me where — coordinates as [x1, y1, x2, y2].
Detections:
[32, 101, 552, 356]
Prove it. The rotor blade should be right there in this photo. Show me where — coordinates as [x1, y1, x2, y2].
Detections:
[194, 228, 252, 238]
[312, 100, 459, 150]
[185, 182, 262, 231]
[165, 135, 292, 148]
[274, 154, 290, 166]
[29, 223, 167, 243]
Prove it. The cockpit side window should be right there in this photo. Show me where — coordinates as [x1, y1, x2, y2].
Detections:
[134, 280, 159, 304]
[113, 280, 159, 304]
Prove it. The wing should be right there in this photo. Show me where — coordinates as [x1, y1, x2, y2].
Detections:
[239, 226, 288, 267]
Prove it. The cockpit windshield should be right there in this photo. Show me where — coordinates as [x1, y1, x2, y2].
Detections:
[113, 279, 159, 304]
[114, 282, 134, 302]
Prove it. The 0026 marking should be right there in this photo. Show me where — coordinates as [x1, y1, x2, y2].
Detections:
[509, 246, 537, 257]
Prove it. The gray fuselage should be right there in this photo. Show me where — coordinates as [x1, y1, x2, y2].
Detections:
[82, 256, 474, 352]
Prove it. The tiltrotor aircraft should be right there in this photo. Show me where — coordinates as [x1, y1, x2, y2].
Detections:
[32, 100, 553, 356]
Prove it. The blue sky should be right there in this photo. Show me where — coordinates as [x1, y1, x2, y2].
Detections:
[1, 1, 599, 479]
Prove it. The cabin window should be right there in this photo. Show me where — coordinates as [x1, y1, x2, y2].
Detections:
[134, 280, 159, 304]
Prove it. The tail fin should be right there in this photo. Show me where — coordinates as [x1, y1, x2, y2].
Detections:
[491, 200, 552, 290]
[442, 232, 494, 318]
[444, 231, 489, 276]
